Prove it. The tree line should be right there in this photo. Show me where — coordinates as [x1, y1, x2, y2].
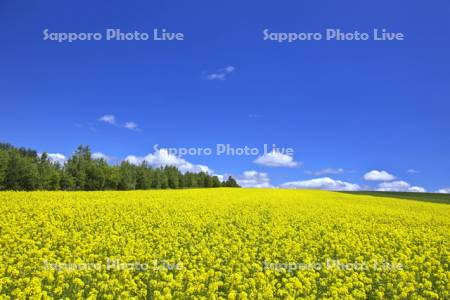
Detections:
[0, 143, 240, 191]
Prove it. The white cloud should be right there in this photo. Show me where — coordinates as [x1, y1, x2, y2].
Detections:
[364, 170, 396, 181]
[99, 114, 116, 125]
[237, 171, 271, 188]
[124, 122, 139, 131]
[98, 115, 140, 131]
[124, 155, 141, 165]
[47, 153, 67, 165]
[376, 180, 426, 192]
[254, 151, 299, 168]
[306, 168, 345, 176]
[407, 169, 420, 174]
[92, 152, 110, 161]
[436, 188, 450, 194]
[280, 177, 360, 191]
[408, 186, 426, 193]
[204, 65, 235, 80]
[124, 149, 212, 174]
[215, 174, 225, 182]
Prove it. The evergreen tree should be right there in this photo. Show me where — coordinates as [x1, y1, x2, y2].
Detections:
[204, 175, 213, 188]
[166, 166, 181, 189]
[60, 170, 75, 190]
[185, 172, 198, 188]
[104, 165, 120, 190]
[212, 176, 221, 188]
[136, 162, 152, 190]
[38, 153, 61, 190]
[151, 168, 162, 189]
[85, 159, 106, 190]
[160, 172, 169, 189]
[5, 151, 39, 191]
[65, 145, 91, 190]
[0, 150, 8, 190]
[118, 161, 137, 190]
[224, 176, 240, 188]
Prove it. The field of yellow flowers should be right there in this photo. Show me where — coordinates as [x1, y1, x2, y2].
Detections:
[0, 189, 449, 299]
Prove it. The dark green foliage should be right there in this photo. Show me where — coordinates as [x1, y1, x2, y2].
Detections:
[165, 166, 181, 189]
[184, 172, 198, 188]
[60, 172, 75, 190]
[0, 150, 8, 190]
[212, 176, 222, 188]
[341, 191, 450, 205]
[223, 176, 240, 188]
[37, 153, 61, 190]
[104, 166, 120, 190]
[118, 161, 137, 190]
[4, 151, 39, 191]
[0, 142, 240, 191]
[135, 163, 152, 190]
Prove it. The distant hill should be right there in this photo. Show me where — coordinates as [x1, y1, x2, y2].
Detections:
[341, 191, 450, 204]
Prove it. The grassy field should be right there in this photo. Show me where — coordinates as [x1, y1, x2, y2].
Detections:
[0, 189, 449, 299]
[341, 191, 450, 205]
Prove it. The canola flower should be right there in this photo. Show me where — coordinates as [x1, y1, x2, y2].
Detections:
[0, 189, 449, 299]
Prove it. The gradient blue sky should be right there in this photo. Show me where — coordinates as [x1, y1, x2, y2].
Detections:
[1, 0, 449, 191]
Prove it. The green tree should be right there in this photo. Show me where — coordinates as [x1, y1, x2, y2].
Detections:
[224, 176, 240, 188]
[185, 172, 198, 188]
[65, 145, 92, 190]
[118, 161, 137, 190]
[160, 172, 169, 189]
[204, 175, 213, 188]
[136, 163, 152, 190]
[85, 159, 106, 190]
[5, 152, 39, 191]
[104, 165, 120, 190]
[151, 168, 162, 189]
[60, 170, 75, 190]
[212, 176, 221, 188]
[165, 166, 181, 189]
[37, 153, 61, 190]
[0, 150, 8, 190]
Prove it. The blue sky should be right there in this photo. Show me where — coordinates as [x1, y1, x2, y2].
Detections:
[1, 0, 449, 192]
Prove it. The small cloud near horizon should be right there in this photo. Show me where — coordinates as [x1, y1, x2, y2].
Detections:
[306, 168, 345, 176]
[280, 177, 360, 191]
[237, 171, 272, 188]
[376, 180, 426, 193]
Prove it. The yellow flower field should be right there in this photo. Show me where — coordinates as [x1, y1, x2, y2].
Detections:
[0, 189, 449, 299]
